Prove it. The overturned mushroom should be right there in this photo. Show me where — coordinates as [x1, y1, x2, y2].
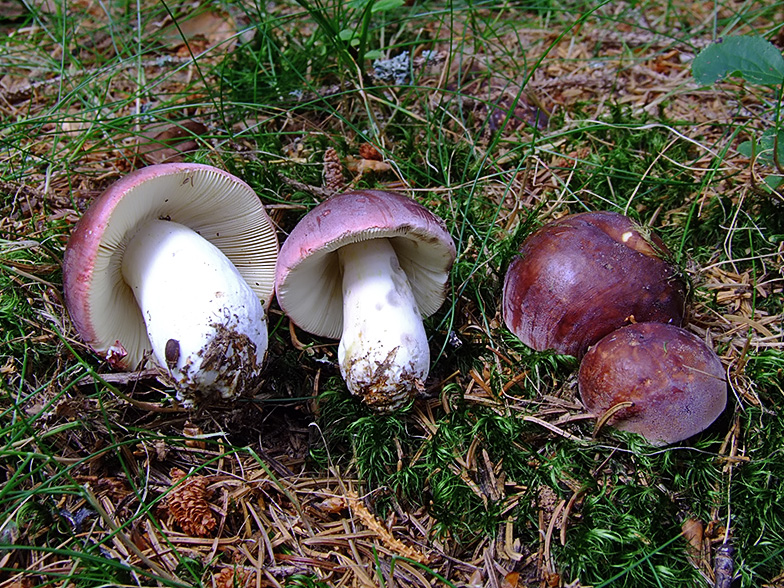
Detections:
[63, 163, 279, 406]
[275, 190, 456, 412]
[503, 211, 688, 358]
[578, 322, 727, 445]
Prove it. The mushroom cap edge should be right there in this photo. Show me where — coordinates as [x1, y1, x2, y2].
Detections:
[63, 162, 279, 369]
[275, 190, 456, 339]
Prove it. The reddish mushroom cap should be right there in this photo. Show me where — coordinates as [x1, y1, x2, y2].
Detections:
[63, 163, 279, 369]
[502, 211, 688, 357]
[275, 190, 456, 339]
[578, 322, 727, 445]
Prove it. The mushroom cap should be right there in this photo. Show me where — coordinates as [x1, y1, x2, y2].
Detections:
[275, 190, 456, 339]
[502, 211, 688, 358]
[578, 322, 727, 445]
[63, 163, 279, 370]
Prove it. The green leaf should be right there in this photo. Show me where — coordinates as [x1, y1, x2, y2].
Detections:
[763, 175, 783, 190]
[737, 140, 754, 158]
[338, 28, 357, 41]
[371, 0, 405, 12]
[692, 36, 784, 86]
[738, 128, 784, 166]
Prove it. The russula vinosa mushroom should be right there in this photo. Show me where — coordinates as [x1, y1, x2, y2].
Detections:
[578, 321, 727, 445]
[63, 163, 279, 406]
[503, 211, 688, 358]
[275, 190, 456, 412]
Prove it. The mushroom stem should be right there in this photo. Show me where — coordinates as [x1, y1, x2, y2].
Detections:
[121, 219, 267, 405]
[337, 238, 429, 411]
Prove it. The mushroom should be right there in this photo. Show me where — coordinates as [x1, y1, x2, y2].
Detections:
[502, 211, 688, 358]
[275, 190, 456, 412]
[578, 322, 727, 445]
[63, 163, 279, 406]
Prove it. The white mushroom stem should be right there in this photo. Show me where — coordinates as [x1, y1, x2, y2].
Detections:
[337, 238, 429, 411]
[121, 219, 267, 405]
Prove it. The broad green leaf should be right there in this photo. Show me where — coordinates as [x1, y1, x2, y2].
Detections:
[338, 29, 357, 41]
[737, 140, 754, 158]
[763, 175, 783, 190]
[372, 0, 405, 12]
[737, 128, 784, 166]
[692, 36, 784, 86]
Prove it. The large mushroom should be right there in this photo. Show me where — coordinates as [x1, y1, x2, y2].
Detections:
[63, 163, 279, 406]
[503, 211, 688, 358]
[275, 190, 456, 412]
[578, 322, 727, 445]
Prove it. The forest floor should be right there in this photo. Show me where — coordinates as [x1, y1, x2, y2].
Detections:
[1, 1, 783, 587]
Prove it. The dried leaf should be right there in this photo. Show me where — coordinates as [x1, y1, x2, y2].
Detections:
[466, 569, 484, 587]
[282, 139, 307, 162]
[345, 156, 392, 176]
[313, 496, 347, 514]
[3, 580, 35, 588]
[0, 1, 26, 20]
[130, 522, 151, 552]
[136, 120, 207, 164]
[183, 422, 206, 449]
[681, 518, 704, 558]
[488, 95, 549, 134]
[158, 10, 238, 54]
[60, 109, 91, 134]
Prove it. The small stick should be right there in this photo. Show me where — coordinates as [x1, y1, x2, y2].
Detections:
[592, 401, 634, 438]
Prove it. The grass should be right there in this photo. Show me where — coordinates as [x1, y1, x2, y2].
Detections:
[1, 0, 784, 586]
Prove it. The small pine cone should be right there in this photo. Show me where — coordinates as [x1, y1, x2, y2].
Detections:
[213, 567, 251, 588]
[358, 142, 383, 161]
[164, 468, 216, 537]
[322, 147, 347, 194]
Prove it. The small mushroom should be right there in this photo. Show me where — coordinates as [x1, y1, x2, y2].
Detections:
[275, 190, 456, 412]
[503, 211, 688, 358]
[63, 163, 279, 406]
[578, 322, 727, 445]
